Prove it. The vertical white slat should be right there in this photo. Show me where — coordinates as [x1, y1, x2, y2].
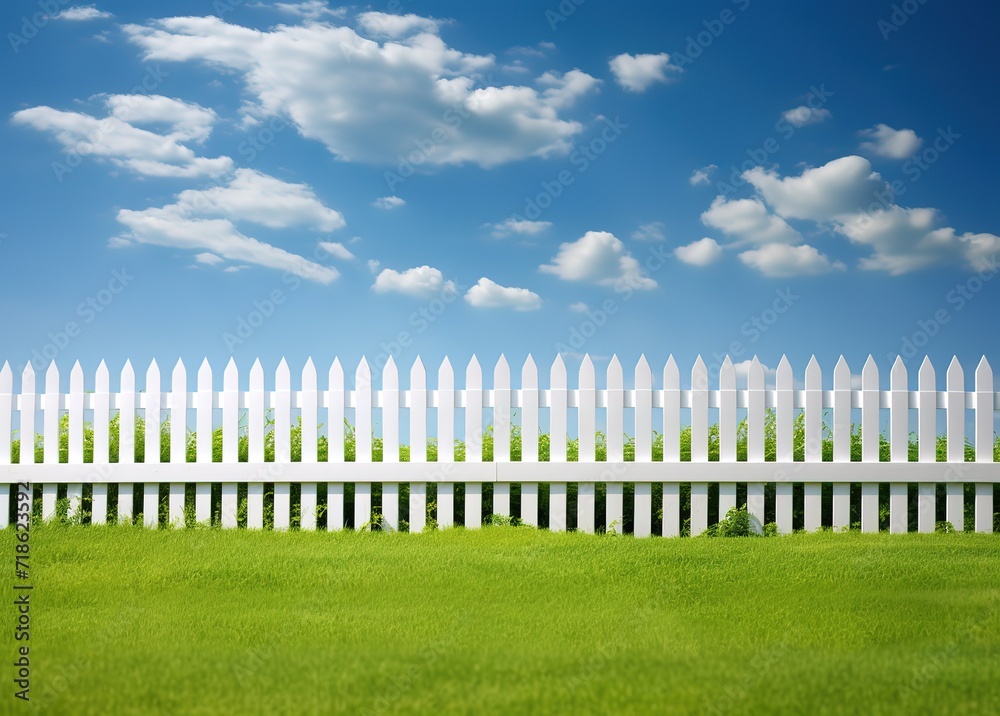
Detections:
[946, 357, 965, 530]
[464, 356, 483, 528]
[195, 359, 213, 526]
[747, 357, 765, 533]
[662, 356, 680, 537]
[354, 358, 372, 529]
[974, 357, 993, 533]
[775, 356, 794, 535]
[300, 358, 318, 531]
[690, 356, 709, 536]
[577, 355, 596, 534]
[436, 358, 455, 528]
[381, 357, 399, 532]
[327, 358, 345, 532]
[42, 362, 59, 520]
[829, 357, 849, 531]
[550, 355, 568, 531]
[91, 361, 110, 525]
[117, 360, 135, 524]
[143, 360, 161, 528]
[917, 357, 936, 532]
[860, 356, 880, 533]
[273, 358, 291, 530]
[221, 359, 238, 529]
[247, 359, 265, 529]
[521, 355, 539, 527]
[718, 357, 737, 520]
[18, 365, 37, 526]
[0, 363, 11, 529]
[633, 355, 653, 538]
[889, 357, 909, 533]
[493, 355, 511, 517]
[408, 358, 427, 533]
[66, 362, 84, 521]
[605, 356, 624, 534]
[168, 360, 187, 527]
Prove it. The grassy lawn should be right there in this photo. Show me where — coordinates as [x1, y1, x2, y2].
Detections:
[4, 526, 999, 715]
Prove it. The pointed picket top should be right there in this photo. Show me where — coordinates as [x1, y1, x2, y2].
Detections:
[0, 361, 12, 394]
[607, 354, 623, 389]
[748, 356, 765, 391]
[579, 353, 595, 386]
[248, 358, 264, 390]
[946, 355, 964, 390]
[146, 358, 160, 384]
[171, 358, 186, 391]
[975, 356, 993, 391]
[776, 355, 793, 390]
[890, 356, 907, 391]
[198, 357, 212, 391]
[550, 353, 566, 385]
[918, 355, 935, 390]
[45, 361, 59, 392]
[862, 355, 878, 390]
[120, 359, 134, 393]
[301, 357, 317, 391]
[274, 357, 289, 391]
[663, 355, 679, 390]
[494, 354, 510, 387]
[521, 354, 537, 389]
[383, 355, 398, 390]
[719, 355, 736, 390]
[635, 354, 652, 390]
[21, 362, 35, 393]
[70, 361, 84, 392]
[355, 356, 371, 389]
[96, 360, 110, 393]
[438, 355, 454, 384]
[466, 354, 481, 385]
[691, 355, 708, 391]
[801, 355, 819, 389]
[833, 355, 850, 385]
[410, 356, 426, 389]
[224, 357, 238, 390]
[329, 356, 343, 386]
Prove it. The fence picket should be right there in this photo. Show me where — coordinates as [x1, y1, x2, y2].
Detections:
[690, 356, 708, 536]
[66, 362, 84, 520]
[327, 358, 345, 532]
[747, 357, 765, 532]
[549, 355, 567, 531]
[493, 355, 511, 517]
[662, 356, 680, 537]
[273, 358, 291, 531]
[917, 357, 936, 533]
[775, 356, 794, 535]
[382, 357, 399, 532]
[633, 355, 653, 538]
[144, 360, 161, 528]
[605, 356, 624, 534]
[42, 363, 59, 519]
[247, 359, 264, 529]
[168, 360, 186, 526]
[437, 358, 454, 529]
[521, 356, 539, 527]
[0, 363, 11, 529]
[718, 357, 737, 520]
[195, 359, 212, 525]
[889, 357, 908, 533]
[974, 357, 993, 533]
[221, 359, 239, 529]
[300, 358, 318, 531]
[577, 355, 596, 534]
[465, 356, 482, 528]
[409, 358, 427, 533]
[355, 358, 372, 529]
[92, 361, 110, 525]
[860, 356, 880, 533]
[946, 357, 965, 529]
[118, 360, 135, 524]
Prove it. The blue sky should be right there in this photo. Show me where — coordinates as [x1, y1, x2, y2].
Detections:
[2, 0, 999, 391]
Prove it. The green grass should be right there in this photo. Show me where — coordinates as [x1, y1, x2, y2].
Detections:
[5, 526, 999, 715]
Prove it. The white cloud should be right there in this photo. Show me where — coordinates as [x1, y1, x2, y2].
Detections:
[858, 124, 922, 159]
[540, 231, 657, 290]
[674, 238, 722, 266]
[194, 252, 224, 265]
[373, 266, 456, 298]
[701, 196, 802, 245]
[372, 195, 406, 210]
[367, 259, 381, 273]
[355, 11, 439, 38]
[609, 52, 680, 92]
[171, 169, 344, 231]
[569, 302, 589, 313]
[11, 97, 230, 178]
[464, 278, 541, 311]
[781, 106, 832, 128]
[537, 69, 602, 109]
[689, 164, 717, 186]
[631, 222, 665, 242]
[114, 170, 343, 284]
[267, 2, 346, 20]
[492, 218, 552, 238]
[317, 241, 354, 260]
[738, 244, 844, 278]
[743, 156, 884, 221]
[55, 6, 113, 21]
[125, 16, 591, 168]
[223, 265, 251, 273]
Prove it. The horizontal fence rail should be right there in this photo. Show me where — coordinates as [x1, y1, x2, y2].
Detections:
[1, 353, 998, 536]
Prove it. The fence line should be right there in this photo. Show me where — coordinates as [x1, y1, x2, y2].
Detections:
[1, 353, 997, 536]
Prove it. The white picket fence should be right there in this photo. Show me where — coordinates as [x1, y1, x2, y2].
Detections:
[1, 353, 998, 535]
